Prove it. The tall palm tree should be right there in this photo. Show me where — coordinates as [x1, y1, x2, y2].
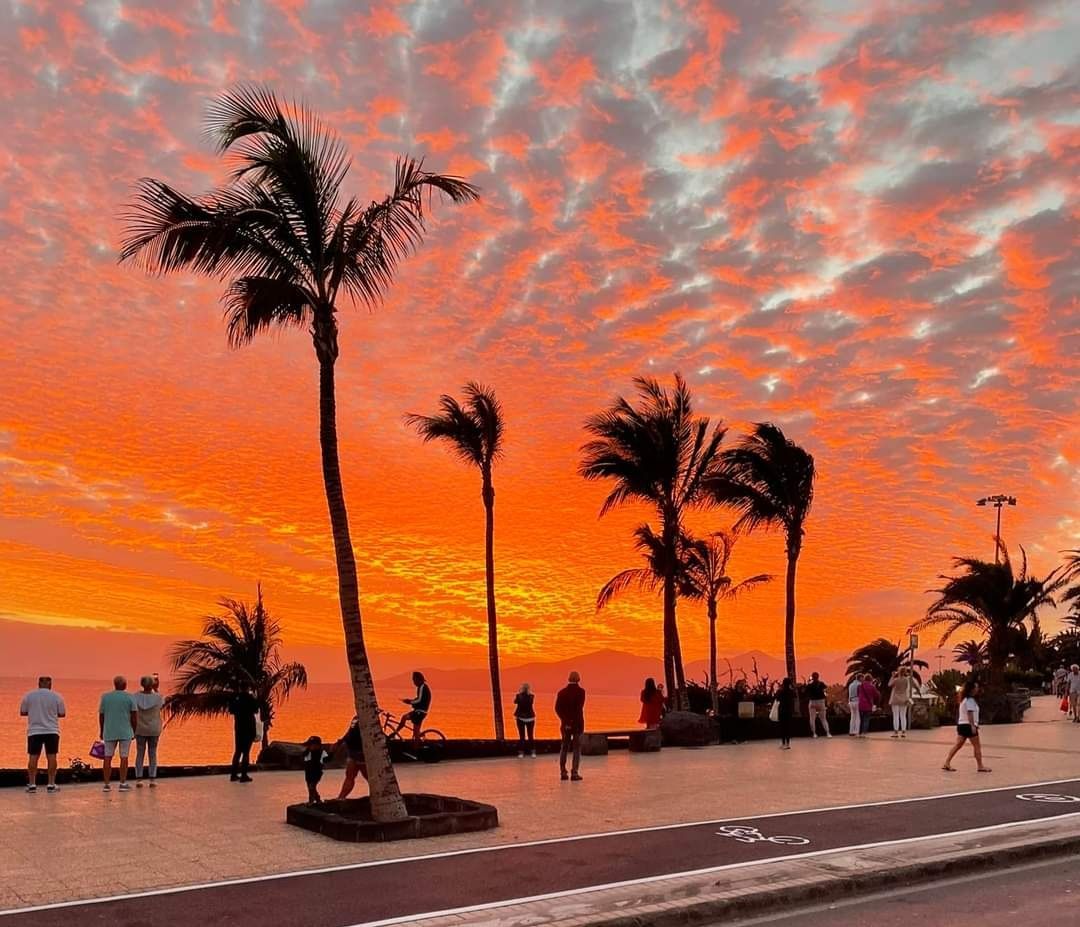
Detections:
[405, 383, 506, 740]
[580, 374, 727, 704]
[707, 423, 815, 681]
[846, 638, 928, 694]
[1062, 549, 1080, 620]
[910, 542, 1069, 687]
[952, 639, 987, 669]
[120, 86, 478, 821]
[680, 531, 771, 715]
[166, 589, 308, 748]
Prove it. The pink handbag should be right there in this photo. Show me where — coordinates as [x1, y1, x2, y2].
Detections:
[89, 740, 106, 760]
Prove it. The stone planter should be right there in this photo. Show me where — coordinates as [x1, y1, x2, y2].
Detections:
[628, 729, 662, 752]
[287, 793, 498, 842]
[661, 710, 712, 747]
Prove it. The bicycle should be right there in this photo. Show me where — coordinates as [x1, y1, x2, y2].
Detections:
[379, 709, 446, 762]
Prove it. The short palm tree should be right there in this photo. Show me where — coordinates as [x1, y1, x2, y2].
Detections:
[707, 423, 815, 681]
[581, 374, 727, 704]
[846, 638, 928, 694]
[952, 639, 987, 668]
[120, 85, 478, 821]
[910, 542, 1069, 687]
[596, 523, 682, 609]
[166, 590, 307, 748]
[681, 531, 771, 715]
[406, 383, 506, 740]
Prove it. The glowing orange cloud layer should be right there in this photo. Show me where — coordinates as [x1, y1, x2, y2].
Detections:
[0, 0, 1077, 676]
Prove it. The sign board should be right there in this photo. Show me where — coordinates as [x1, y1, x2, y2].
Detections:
[737, 701, 756, 719]
[909, 633, 919, 651]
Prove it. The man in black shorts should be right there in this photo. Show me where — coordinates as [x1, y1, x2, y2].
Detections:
[20, 676, 66, 793]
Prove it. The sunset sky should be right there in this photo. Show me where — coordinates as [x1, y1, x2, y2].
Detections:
[1, 0, 1077, 681]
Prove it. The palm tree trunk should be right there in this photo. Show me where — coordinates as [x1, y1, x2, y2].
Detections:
[482, 476, 505, 740]
[317, 342, 407, 822]
[708, 598, 719, 716]
[662, 516, 685, 708]
[784, 544, 799, 683]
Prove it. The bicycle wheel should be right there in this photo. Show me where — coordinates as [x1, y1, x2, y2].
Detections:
[769, 835, 810, 846]
[420, 728, 446, 745]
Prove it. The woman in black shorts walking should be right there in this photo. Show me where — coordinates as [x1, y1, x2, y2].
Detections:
[943, 679, 991, 773]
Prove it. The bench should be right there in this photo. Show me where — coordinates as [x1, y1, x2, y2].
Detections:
[580, 729, 662, 755]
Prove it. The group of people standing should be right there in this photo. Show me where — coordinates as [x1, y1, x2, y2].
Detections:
[19, 674, 164, 792]
[843, 668, 916, 738]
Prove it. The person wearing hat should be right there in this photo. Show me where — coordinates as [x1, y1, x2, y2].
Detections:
[302, 735, 329, 805]
[554, 671, 586, 781]
[1067, 665, 1080, 722]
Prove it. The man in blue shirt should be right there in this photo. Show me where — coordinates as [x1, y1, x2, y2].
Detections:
[99, 676, 138, 791]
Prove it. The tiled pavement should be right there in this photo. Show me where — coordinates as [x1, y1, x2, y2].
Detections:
[1, 696, 1076, 912]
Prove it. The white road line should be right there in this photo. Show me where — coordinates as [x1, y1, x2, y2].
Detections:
[2, 775, 1078, 918]
[349, 813, 1080, 927]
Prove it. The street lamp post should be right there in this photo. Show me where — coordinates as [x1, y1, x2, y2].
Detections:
[976, 494, 1017, 563]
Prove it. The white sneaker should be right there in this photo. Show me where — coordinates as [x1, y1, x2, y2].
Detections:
[530, 750, 537, 758]
[517, 751, 524, 758]
[811, 733, 818, 738]
[118, 783, 132, 792]
[826, 733, 833, 738]
[25, 785, 36, 793]
[103, 784, 111, 791]
[47, 784, 59, 793]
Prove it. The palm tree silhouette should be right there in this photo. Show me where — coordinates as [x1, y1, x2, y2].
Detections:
[120, 86, 478, 821]
[845, 638, 928, 693]
[909, 541, 1069, 687]
[596, 523, 684, 609]
[952, 639, 987, 669]
[680, 531, 771, 715]
[166, 589, 307, 748]
[581, 374, 726, 705]
[708, 423, 814, 681]
[406, 383, 506, 740]
[1062, 549, 1080, 621]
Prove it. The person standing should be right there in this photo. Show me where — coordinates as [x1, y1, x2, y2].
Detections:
[889, 667, 913, 739]
[99, 676, 137, 792]
[133, 675, 164, 787]
[638, 677, 665, 730]
[1053, 664, 1067, 697]
[555, 671, 586, 781]
[943, 679, 992, 772]
[805, 672, 831, 738]
[20, 676, 66, 793]
[514, 683, 536, 757]
[334, 715, 368, 800]
[777, 677, 796, 749]
[847, 674, 861, 737]
[228, 687, 259, 782]
[857, 674, 880, 737]
[1067, 665, 1080, 722]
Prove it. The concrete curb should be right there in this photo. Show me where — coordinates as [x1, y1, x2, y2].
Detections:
[569, 830, 1080, 927]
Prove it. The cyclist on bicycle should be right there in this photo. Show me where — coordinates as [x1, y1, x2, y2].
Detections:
[391, 672, 432, 741]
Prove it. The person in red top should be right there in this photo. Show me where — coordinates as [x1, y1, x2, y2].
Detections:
[555, 671, 586, 782]
[638, 677, 665, 729]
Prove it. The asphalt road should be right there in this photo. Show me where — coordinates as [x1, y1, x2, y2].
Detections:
[4, 778, 1080, 926]
[726, 854, 1080, 925]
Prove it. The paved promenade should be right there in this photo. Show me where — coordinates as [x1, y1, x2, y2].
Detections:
[1, 696, 1076, 920]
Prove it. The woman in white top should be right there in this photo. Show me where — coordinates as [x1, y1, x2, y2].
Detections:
[942, 679, 991, 773]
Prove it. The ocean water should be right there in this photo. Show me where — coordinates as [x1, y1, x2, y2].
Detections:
[0, 677, 642, 767]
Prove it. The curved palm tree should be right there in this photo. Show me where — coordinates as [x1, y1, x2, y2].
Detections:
[596, 523, 679, 609]
[166, 589, 307, 748]
[681, 531, 771, 715]
[910, 542, 1069, 687]
[120, 85, 478, 821]
[406, 383, 506, 740]
[952, 639, 987, 669]
[707, 423, 814, 681]
[581, 374, 727, 704]
[845, 638, 928, 693]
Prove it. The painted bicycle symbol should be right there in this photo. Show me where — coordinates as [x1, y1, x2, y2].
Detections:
[715, 825, 810, 845]
[1016, 793, 1080, 803]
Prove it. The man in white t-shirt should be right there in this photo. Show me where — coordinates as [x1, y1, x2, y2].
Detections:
[19, 676, 66, 793]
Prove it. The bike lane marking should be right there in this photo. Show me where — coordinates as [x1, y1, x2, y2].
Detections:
[3, 775, 1080, 919]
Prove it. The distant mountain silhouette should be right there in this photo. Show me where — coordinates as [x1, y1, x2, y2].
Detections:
[377, 648, 853, 696]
